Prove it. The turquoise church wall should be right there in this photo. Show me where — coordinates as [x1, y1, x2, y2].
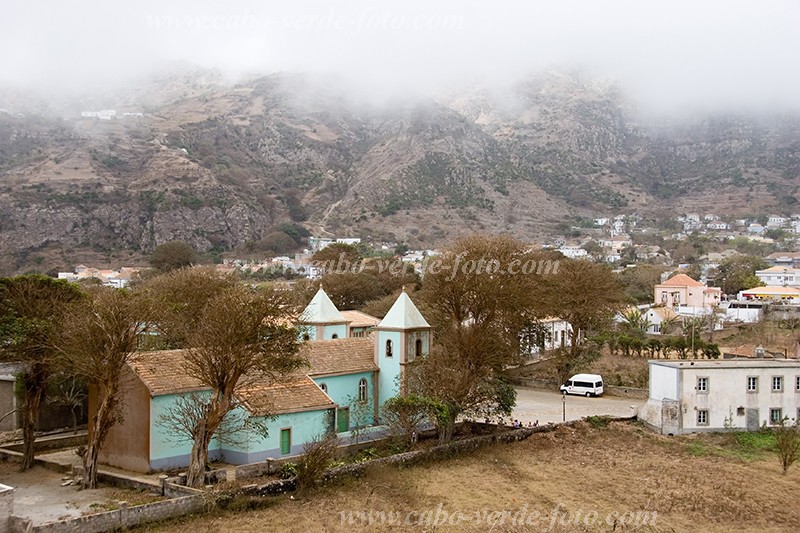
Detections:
[221, 407, 335, 463]
[312, 371, 375, 429]
[149, 392, 224, 471]
[375, 330, 403, 411]
[298, 323, 347, 341]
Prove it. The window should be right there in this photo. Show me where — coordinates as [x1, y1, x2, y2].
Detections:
[385, 339, 393, 357]
[697, 409, 709, 426]
[415, 338, 423, 358]
[697, 377, 708, 393]
[772, 376, 784, 392]
[302, 333, 310, 341]
[331, 333, 338, 339]
[747, 376, 758, 393]
[358, 378, 368, 403]
[796, 375, 800, 392]
[319, 382, 327, 393]
[770, 408, 783, 425]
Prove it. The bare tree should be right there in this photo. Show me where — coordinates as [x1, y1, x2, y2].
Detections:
[774, 417, 800, 475]
[415, 235, 546, 442]
[133, 267, 237, 349]
[179, 284, 306, 487]
[56, 287, 139, 489]
[547, 259, 627, 356]
[0, 275, 84, 470]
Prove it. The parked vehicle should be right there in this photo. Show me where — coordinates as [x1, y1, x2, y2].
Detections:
[560, 373, 604, 397]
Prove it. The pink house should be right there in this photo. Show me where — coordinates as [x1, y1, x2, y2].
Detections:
[654, 274, 721, 309]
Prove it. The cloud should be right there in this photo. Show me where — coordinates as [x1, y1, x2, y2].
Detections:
[1, 0, 798, 111]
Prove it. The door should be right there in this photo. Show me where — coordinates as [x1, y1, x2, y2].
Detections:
[746, 409, 759, 431]
[280, 428, 291, 455]
[337, 407, 350, 433]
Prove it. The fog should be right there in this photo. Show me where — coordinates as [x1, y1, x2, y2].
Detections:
[2, 0, 799, 112]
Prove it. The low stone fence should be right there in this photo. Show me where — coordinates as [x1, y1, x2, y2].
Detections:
[238, 421, 587, 497]
[604, 385, 648, 400]
[509, 377, 559, 389]
[6, 479, 204, 533]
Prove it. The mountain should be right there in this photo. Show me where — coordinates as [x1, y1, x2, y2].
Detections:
[0, 69, 798, 274]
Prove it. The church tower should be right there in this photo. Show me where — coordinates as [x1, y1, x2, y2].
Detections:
[298, 285, 350, 340]
[373, 288, 431, 408]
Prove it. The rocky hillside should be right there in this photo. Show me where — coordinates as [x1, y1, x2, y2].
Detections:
[0, 69, 798, 273]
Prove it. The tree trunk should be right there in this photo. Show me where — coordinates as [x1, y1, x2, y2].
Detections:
[186, 422, 213, 488]
[438, 411, 457, 445]
[20, 370, 47, 471]
[83, 381, 119, 489]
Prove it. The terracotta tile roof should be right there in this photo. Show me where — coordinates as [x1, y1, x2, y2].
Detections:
[340, 310, 380, 328]
[128, 350, 334, 415]
[128, 350, 206, 396]
[306, 337, 377, 377]
[237, 375, 334, 416]
[659, 274, 704, 288]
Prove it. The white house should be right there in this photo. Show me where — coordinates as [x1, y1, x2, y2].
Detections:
[767, 215, 788, 228]
[558, 246, 588, 259]
[639, 359, 800, 434]
[520, 318, 573, 358]
[755, 266, 800, 288]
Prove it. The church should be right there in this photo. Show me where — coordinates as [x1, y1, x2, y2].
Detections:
[93, 286, 431, 473]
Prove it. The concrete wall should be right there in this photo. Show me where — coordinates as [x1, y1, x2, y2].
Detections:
[649, 364, 679, 401]
[0, 484, 12, 533]
[95, 367, 151, 473]
[10, 495, 204, 533]
[149, 392, 223, 471]
[678, 366, 800, 431]
[0, 381, 16, 433]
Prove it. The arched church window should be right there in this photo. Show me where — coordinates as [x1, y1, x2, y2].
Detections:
[415, 338, 423, 358]
[358, 378, 368, 402]
[386, 339, 393, 357]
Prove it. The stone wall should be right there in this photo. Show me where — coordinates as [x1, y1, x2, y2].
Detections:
[0, 484, 13, 533]
[604, 385, 648, 399]
[9, 495, 205, 533]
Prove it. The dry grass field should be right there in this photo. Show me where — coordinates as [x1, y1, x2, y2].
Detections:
[143, 421, 800, 532]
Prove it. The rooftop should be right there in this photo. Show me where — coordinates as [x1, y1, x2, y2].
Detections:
[651, 359, 800, 370]
[658, 274, 705, 288]
[378, 290, 430, 330]
[340, 310, 380, 329]
[300, 286, 347, 324]
[306, 337, 378, 377]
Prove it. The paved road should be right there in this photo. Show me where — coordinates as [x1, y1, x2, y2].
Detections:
[510, 387, 644, 425]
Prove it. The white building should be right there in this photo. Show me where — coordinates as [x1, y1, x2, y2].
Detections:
[639, 359, 800, 434]
[767, 215, 788, 228]
[520, 318, 573, 358]
[558, 246, 588, 259]
[755, 266, 800, 288]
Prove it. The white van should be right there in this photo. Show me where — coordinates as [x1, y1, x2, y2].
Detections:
[560, 373, 604, 397]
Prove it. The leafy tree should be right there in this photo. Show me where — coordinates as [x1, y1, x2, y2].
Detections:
[0, 275, 84, 470]
[708, 255, 767, 295]
[310, 243, 362, 273]
[547, 259, 627, 356]
[150, 241, 197, 272]
[133, 267, 237, 348]
[55, 287, 139, 489]
[382, 394, 437, 449]
[616, 265, 666, 304]
[177, 284, 306, 487]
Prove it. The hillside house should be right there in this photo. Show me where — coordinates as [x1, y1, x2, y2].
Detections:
[639, 359, 800, 434]
[654, 274, 721, 309]
[755, 266, 800, 288]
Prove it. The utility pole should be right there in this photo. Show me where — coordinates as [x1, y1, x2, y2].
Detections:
[562, 393, 566, 422]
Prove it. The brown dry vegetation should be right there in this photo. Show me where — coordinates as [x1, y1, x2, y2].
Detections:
[143, 421, 800, 532]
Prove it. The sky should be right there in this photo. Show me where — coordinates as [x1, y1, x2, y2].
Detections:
[1, 0, 799, 112]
